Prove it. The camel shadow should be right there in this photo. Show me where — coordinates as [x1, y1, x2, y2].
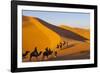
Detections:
[61, 43, 76, 50]
[67, 44, 76, 48]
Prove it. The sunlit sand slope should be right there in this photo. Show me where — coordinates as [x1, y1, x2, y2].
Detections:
[22, 16, 62, 52]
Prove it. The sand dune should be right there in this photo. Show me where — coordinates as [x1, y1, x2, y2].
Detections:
[35, 17, 88, 42]
[22, 16, 62, 52]
[59, 25, 90, 39]
[22, 16, 90, 62]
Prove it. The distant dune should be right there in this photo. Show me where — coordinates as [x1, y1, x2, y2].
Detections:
[59, 25, 90, 40]
[35, 17, 88, 42]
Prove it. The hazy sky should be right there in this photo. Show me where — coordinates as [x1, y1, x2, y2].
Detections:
[22, 10, 90, 29]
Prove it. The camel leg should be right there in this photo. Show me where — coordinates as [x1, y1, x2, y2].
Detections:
[22, 56, 25, 59]
[30, 56, 32, 61]
[42, 56, 45, 61]
[46, 56, 49, 60]
[36, 57, 38, 61]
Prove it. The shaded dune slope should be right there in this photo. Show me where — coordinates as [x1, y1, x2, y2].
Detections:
[35, 17, 88, 42]
[59, 25, 90, 40]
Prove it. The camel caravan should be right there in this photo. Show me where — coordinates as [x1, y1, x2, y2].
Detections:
[22, 41, 67, 61]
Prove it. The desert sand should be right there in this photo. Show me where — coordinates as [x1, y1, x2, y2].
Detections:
[22, 16, 90, 62]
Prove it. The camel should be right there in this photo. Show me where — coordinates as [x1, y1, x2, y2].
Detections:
[56, 44, 59, 48]
[54, 51, 57, 57]
[30, 47, 42, 61]
[22, 51, 30, 59]
[62, 41, 66, 45]
[43, 48, 53, 60]
[59, 43, 62, 48]
[56, 41, 66, 49]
